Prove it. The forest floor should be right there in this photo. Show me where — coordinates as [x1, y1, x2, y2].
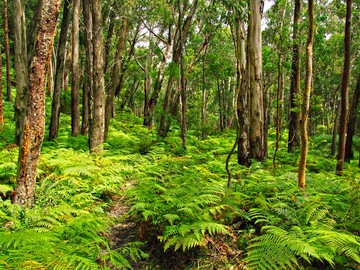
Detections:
[1, 101, 360, 269]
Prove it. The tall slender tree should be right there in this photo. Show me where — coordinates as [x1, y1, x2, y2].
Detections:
[248, 0, 266, 161]
[13, 0, 28, 145]
[14, 0, 61, 206]
[71, 0, 81, 137]
[298, 0, 314, 189]
[81, 0, 93, 136]
[3, 0, 12, 102]
[336, 0, 352, 173]
[288, 0, 303, 153]
[49, 0, 71, 141]
[104, 17, 128, 140]
[89, 0, 105, 153]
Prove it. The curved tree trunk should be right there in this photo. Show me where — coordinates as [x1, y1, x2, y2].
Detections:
[14, 0, 61, 206]
[336, 0, 352, 173]
[288, 0, 303, 153]
[89, 0, 105, 153]
[298, 0, 314, 189]
[13, 0, 28, 145]
[71, 0, 81, 137]
[49, 0, 71, 141]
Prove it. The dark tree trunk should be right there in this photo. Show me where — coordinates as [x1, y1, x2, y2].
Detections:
[288, 0, 303, 153]
[26, 0, 43, 58]
[49, 0, 71, 141]
[235, 17, 250, 167]
[81, 0, 93, 136]
[103, 8, 116, 73]
[345, 74, 360, 162]
[3, 0, 12, 101]
[104, 18, 128, 140]
[71, 0, 81, 137]
[63, 38, 72, 94]
[13, 0, 28, 145]
[336, 0, 352, 173]
[120, 79, 138, 111]
[298, 0, 314, 189]
[14, 0, 61, 206]
[89, 0, 105, 153]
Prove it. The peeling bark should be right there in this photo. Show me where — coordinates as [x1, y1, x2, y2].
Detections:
[14, 0, 61, 206]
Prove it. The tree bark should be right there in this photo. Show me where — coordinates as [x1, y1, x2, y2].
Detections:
[104, 18, 128, 140]
[298, 0, 314, 189]
[49, 0, 71, 141]
[248, 0, 266, 161]
[235, 16, 250, 167]
[14, 0, 61, 206]
[71, 0, 81, 137]
[89, 0, 105, 153]
[81, 0, 93, 136]
[13, 0, 28, 145]
[26, 0, 43, 58]
[288, 0, 303, 153]
[336, 0, 352, 173]
[345, 73, 360, 162]
[3, 0, 12, 101]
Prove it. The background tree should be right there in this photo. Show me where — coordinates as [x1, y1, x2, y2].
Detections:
[336, 0, 352, 173]
[3, 0, 12, 102]
[298, 0, 314, 189]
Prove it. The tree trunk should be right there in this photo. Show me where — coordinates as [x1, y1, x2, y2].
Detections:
[26, 0, 43, 58]
[336, 0, 352, 173]
[3, 0, 12, 101]
[49, 0, 71, 141]
[71, 0, 81, 137]
[14, 0, 61, 206]
[235, 17, 250, 167]
[248, 0, 266, 161]
[104, 18, 128, 140]
[81, 0, 93, 136]
[345, 73, 360, 162]
[0, 45, 3, 125]
[201, 44, 208, 139]
[288, 0, 303, 153]
[120, 79, 138, 111]
[13, 0, 28, 145]
[104, 8, 116, 74]
[89, 0, 105, 153]
[298, 0, 314, 189]
[63, 38, 72, 94]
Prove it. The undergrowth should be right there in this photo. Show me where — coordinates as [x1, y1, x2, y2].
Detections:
[1, 101, 360, 269]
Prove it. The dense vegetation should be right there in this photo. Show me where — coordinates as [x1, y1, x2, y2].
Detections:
[1, 0, 360, 269]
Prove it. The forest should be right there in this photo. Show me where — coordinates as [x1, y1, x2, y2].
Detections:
[1, 0, 360, 269]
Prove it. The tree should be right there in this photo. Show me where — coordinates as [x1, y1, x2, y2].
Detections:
[89, 0, 105, 153]
[248, 0, 266, 161]
[345, 73, 360, 162]
[71, 0, 81, 137]
[49, 0, 71, 141]
[3, 0, 12, 102]
[298, 0, 314, 189]
[13, 0, 28, 145]
[288, 0, 302, 152]
[104, 17, 128, 140]
[336, 0, 352, 173]
[14, 0, 61, 206]
[81, 0, 93, 136]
